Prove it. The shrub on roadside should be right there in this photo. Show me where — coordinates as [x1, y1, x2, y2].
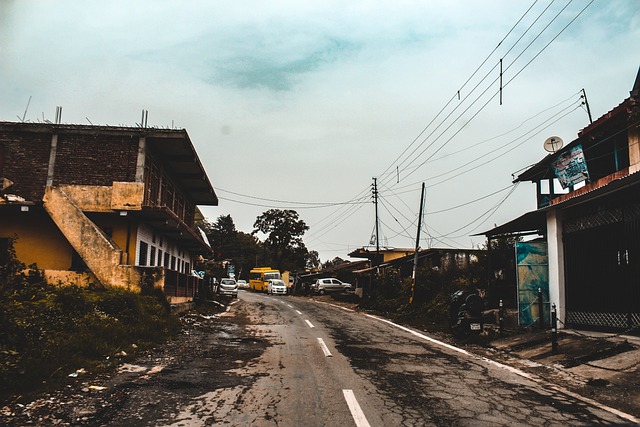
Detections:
[0, 240, 181, 404]
[361, 262, 483, 330]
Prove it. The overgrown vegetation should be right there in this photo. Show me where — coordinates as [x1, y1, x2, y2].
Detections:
[0, 241, 181, 404]
[362, 261, 485, 332]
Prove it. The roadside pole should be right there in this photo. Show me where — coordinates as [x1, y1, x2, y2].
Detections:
[410, 183, 426, 304]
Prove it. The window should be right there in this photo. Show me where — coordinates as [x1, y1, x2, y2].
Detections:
[171, 256, 176, 270]
[139, 242, 148, 266]
[150, 246, 156, 266]
[158, 250, 163, 266]
[164, 252, 170, 267]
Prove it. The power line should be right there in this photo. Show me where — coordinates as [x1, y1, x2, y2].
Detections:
[217, 187, 367, 207]
[379, 0, 594, 190]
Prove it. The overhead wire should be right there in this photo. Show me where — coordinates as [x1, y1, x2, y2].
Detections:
[387, 93, 583, 190]
[380, 0, 593, 190]
[220, 0, 598, 256]
[377, 0, 543, 183]
[425, 102, 584, 187]
[217, 187, 367, 207]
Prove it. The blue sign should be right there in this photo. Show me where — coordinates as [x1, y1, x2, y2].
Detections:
[552, 145, 589, 189]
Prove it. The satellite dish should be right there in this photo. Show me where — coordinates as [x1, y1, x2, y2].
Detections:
[543, 136, 564, 153]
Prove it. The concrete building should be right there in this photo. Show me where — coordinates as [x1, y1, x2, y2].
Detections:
[349, 247, 482, 298]
[481, 68, 640, 330]
[0, 122, 217, 304]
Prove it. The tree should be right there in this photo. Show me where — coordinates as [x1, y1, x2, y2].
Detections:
[208, 214, 237, 260]
[234, 231, 261, 278]
[306, 250, 320, 270]
[252, 209, 309, 271]
[321, 257, 345, 270]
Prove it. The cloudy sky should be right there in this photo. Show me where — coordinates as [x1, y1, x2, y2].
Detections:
[1, 1, 638, 263]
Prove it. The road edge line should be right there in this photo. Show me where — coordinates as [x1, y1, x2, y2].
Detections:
[364, 313, 640, 425]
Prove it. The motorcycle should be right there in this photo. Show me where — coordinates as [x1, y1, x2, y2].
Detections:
[449, 289, 484, 337]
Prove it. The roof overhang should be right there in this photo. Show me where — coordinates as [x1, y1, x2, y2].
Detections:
[145, 130, 218, 206]
[475, 210, 547, 238]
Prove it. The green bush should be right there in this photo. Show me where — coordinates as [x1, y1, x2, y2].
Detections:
[0, 240, 180, 404]
[362, 262, 483, 329]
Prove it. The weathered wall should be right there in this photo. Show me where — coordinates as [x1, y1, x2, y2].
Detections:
[43, 186, 123, 287]
[58, 182, 144, 213]
[44, 270, 99, 287]
[0, 126, 140, 203]
[0, 208, 73, 270]
[0, 131, 51, 202]
[53, 133, 139, 187]
[111, 182, 144, 210]
[87, 213, 138, 267]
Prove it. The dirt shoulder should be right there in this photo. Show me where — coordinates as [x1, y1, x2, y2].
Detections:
[0, 299, 267, 427]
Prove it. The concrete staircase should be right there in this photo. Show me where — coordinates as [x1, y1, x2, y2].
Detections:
[42, 186, 123, 287]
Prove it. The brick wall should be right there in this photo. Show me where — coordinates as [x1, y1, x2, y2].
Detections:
[54, 133, 139, 187]
[0, 130, 51, 202]
[0, 127, 140, 202]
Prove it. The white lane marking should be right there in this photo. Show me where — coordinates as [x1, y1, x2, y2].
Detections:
[365, 314, 470, 356]
[317, 338, 333, 357]
[305, 319, 315, 328]
[365, 314, 640, 424]
[328, 303, 355, 312]
[342, 389, 371, 427]
[296, 310, 302, 315]
[287, 304, 293, 308]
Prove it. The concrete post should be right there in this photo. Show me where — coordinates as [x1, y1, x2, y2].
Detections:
[547, 209, 565, 328]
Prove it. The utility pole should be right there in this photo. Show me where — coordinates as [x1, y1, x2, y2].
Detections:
[372, 178, 380, 265]
[410, 182, 426, 304]
[581, 88, 593, 124]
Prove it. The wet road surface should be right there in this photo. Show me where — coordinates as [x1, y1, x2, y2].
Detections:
[1, 291, 638, 426]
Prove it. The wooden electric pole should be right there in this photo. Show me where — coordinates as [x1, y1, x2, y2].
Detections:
[410, 182, 426, 304]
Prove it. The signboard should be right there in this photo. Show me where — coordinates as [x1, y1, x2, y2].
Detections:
[552, 144, 589, 189]
[516, 242, 549, 327]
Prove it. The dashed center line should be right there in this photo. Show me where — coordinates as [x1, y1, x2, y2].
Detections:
[317, 338, 332, 357]
[342, 389, 371, 427]
[296, 310, 302, 315]
[305, 319, 315, 328]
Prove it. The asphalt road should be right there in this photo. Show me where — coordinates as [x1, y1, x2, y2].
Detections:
[234, 292, 637, 427]
[2, 291, 638, 426]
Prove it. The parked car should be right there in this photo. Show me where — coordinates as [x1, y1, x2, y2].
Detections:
[310, 278, 352, 295]
[218, 278, 238, 298]
[236, 279, 249, 289]
[267, 279, 287, 295]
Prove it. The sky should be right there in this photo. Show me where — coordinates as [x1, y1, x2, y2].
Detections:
[1, 1, 639, 264]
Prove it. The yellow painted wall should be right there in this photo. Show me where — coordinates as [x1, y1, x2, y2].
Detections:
[45, 270, 99, 287]
[0, 208, 73, 270]
[88, 214, 138, 266]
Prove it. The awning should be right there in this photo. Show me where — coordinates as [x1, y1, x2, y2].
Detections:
[475, 210, 546, 238]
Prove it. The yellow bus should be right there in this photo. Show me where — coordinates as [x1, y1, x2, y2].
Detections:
[249, 267, 281, 292]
